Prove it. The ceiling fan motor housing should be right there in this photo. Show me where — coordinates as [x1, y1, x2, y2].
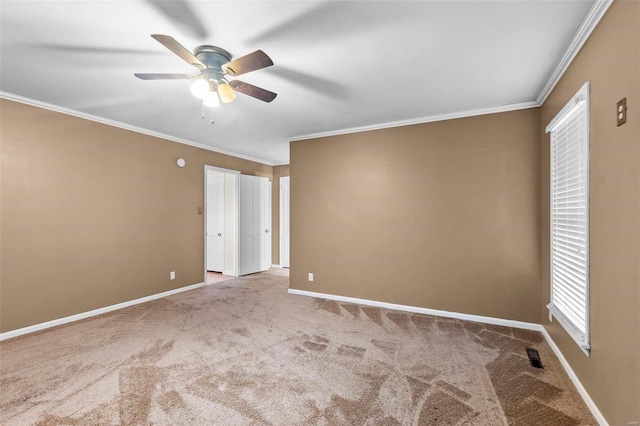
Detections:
[194, 45, 232, 81]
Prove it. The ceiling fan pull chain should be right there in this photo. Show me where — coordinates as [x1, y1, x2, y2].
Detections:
[201, 101, 205, 119]
[211, 107, 215, 124]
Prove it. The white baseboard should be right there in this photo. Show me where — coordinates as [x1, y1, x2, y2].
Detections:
[540, 327, 609, 426]
[271, 264, 282, 268]
[288, 288, 608, 425]
[287, 288, 540, 330]
[0, 282, 206, 341]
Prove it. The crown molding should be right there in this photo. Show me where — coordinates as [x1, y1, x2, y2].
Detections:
[289, 101, 539, 142]
[536, 0, 613, 105]
[0, 92, 274, 166]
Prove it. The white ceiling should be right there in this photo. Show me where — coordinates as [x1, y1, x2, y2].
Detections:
[1, 0, 597, 165]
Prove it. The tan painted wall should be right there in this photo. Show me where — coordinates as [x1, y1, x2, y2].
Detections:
[272, 165, 290, 265]
[290, 108, 542, 323]
[1, 99, 272, 332]
[540, 1, 640, 423]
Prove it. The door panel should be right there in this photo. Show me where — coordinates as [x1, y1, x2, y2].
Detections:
[206, 172, 224, 272]
[239, 175, 271, 275]
[261, 178, 272, 271]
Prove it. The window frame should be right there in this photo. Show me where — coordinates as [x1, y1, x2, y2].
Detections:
[546, 81, 591, 357]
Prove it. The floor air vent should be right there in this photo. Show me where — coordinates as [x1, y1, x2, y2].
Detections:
[526, 348, 543, 369]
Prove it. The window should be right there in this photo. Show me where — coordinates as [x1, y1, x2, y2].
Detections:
[546, 81, 590, 356]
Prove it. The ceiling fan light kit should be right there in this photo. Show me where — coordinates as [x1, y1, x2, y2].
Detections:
[135, 35, 276, 124]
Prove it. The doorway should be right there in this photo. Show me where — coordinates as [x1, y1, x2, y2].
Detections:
[205, 166, 239, 281]
[204, 168, 272, 281]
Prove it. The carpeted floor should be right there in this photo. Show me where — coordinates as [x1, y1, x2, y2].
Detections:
[0, 271, 595, 425]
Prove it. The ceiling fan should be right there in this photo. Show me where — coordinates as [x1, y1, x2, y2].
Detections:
[135, 34, 277, 112]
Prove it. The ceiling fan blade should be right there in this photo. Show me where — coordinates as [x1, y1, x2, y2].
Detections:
[222, 50, 273, 76]
[229, 80, 277, 103]
[134, 73, 197, 80]
[150, 34, 205, 69]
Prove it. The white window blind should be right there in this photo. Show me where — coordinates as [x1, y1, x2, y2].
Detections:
[546, 81, 590, 355]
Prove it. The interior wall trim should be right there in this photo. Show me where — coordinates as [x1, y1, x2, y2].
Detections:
[536, 0, 613, 104]
[287, 288, 541, 330]
[0, 91, 274, 166]
[289, 101, 540, 142]
[288, 288, 608, 425]
[0, 281, 206, 342]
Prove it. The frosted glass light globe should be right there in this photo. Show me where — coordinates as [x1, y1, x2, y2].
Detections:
[190, 79, 210, 99]
[217, 81, 236, 104]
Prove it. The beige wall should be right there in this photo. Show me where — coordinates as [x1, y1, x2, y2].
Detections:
[271, 165, 290, 265]
[290, 108, 542, 323]
[1, 99, 272, 332]
[540, 1, 640, 423]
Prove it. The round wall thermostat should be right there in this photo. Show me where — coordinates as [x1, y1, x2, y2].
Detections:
[176, 158, 186, 168]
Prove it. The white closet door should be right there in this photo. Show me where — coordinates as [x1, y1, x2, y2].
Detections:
[239, 175, 271, 275]
[206, 173, 225, 272]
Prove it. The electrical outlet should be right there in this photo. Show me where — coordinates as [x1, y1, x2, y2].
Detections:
[170, 271, 176, 280]
[617, 98, 627, 126]
[308, 273, 314, 282]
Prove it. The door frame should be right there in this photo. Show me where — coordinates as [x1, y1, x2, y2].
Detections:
[204, 165, 240, 281]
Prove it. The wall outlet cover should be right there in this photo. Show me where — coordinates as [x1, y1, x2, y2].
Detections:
[617, 98, 627, 126]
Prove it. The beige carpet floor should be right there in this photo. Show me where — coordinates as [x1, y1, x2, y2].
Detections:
[0, 271, 595, 425]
